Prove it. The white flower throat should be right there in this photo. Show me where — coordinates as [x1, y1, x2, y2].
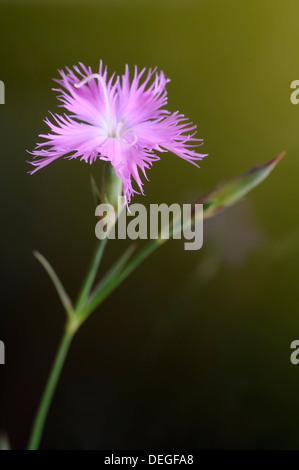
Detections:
[74, 74, 138, 146]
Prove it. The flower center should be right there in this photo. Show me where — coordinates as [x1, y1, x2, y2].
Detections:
[107, 119, 138, 146]
[74, 74, 138, 147]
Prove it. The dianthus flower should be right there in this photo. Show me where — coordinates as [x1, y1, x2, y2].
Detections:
[29, 61, 206, 204]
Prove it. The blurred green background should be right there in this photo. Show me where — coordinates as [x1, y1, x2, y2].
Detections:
[0, 0, 298, 450]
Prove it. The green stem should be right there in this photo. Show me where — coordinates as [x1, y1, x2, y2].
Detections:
[27, 322, 76, 450]
[75, 238, 107, 311]
[74, 201, 125, 311]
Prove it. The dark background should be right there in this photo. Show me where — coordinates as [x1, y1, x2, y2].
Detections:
[0, 0, 298, 449]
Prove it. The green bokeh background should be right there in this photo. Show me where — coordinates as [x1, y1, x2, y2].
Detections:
[0, 0, 298, 449]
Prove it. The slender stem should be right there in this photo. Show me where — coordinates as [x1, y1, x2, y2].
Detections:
[27, 230, 160, 450]
[27, 326, 75, 450]
[74, 202, 125, 311]
[75, 238, 108, 311]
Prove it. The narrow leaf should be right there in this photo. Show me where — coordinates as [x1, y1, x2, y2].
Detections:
[33, 251, 73, 316]
[199, 152, 285, 219]
[85, 244, 136, 313]
[80, 241, 157, 319]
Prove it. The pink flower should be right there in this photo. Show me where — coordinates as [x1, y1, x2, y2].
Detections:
[29, 61, 206, 204]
